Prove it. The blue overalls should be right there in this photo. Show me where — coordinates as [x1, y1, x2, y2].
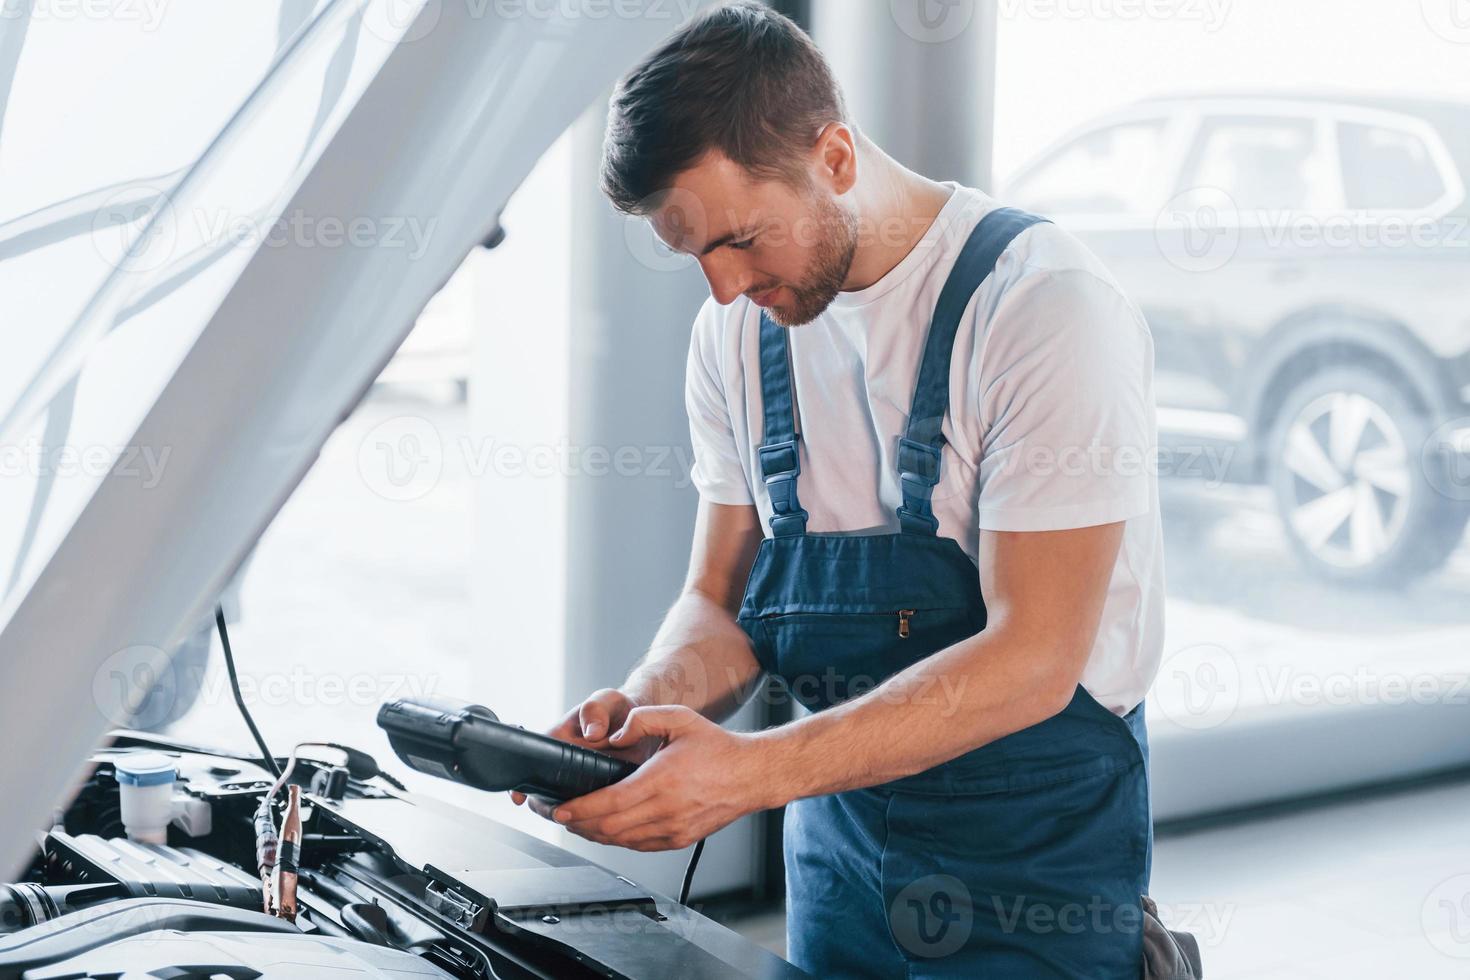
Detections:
[736, 209, 1153, 979]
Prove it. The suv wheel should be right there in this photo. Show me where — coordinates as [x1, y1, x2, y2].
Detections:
[1267, 366, 1469, 586]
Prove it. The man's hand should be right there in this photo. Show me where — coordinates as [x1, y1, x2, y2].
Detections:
[545, 705, 777, 852]
[509, 689, 659, 808]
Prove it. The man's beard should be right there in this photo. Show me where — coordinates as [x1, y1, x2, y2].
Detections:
[762, 194, 858, 327]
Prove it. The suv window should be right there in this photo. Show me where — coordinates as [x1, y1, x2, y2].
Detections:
[1338, 121, 1446, 210]
[1177, 115, 1323, 211]
[1007, 119, 1169, 215]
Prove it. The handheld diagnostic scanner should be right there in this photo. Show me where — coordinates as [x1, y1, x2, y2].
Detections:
[376, 697, 638, 803]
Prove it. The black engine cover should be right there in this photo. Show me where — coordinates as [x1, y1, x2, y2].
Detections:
[43, 831, 261, 910]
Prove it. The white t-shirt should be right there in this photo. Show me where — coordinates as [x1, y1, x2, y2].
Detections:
[685, 184, 1164, 715]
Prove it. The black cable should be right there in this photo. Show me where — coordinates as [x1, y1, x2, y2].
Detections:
[216, 605, 282, 780]
[322, 741, 407, 790]
[678, 838, 705, 906]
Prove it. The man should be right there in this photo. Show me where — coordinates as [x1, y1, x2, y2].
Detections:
[512, 3, 1165, 976]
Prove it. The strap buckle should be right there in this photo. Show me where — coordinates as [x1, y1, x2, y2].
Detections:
[897, 438, 942, 486]
[757, 438, 802, 479]
[758, 438, 807, 536]
[897, 508, 940, 535]
[896, 438, 943, 535]
[769, 513, 808, 536]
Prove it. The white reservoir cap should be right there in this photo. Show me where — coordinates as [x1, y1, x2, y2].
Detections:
[114, 752, 177, 788]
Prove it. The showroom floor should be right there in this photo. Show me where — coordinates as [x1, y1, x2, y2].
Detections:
[726, 773, 1470, 978]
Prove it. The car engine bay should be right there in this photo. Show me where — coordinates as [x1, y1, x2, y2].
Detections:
[0, 737, 800, 979]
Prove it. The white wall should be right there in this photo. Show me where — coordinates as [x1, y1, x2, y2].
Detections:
[470, 131, 576, 735]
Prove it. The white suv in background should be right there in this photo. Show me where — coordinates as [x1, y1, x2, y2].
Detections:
[1005, 94, 1470, 585]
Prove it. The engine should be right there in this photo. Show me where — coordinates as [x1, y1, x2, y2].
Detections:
[0, 744, 540, 980]
[0, 737, 802, 980]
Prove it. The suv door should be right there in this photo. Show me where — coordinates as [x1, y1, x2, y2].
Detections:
[1004, 112, 1236, 424]
[1157, 112, 1339, 424]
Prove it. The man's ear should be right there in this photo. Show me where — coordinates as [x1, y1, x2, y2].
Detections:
[812, 122, 857, 195]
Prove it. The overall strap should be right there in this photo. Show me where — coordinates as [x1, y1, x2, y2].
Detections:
[898, 207, 1049, 535]
[756, 310, 808, 536]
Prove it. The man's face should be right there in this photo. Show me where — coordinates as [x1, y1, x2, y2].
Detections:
[647, 151, 857, 327]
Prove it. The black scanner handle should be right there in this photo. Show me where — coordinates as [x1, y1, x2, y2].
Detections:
[458, 721, 637, 800]
[376, 697, 638, 803]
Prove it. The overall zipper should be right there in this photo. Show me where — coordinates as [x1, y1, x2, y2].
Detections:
[764, 609, 920, 638]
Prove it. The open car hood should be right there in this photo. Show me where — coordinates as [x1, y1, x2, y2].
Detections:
[0, 0, 702, 879]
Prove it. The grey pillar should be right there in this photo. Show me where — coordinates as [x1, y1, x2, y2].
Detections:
[560, 104, 762, 898]
[811, 0, 998, 190]
[563, 111, 706, 714]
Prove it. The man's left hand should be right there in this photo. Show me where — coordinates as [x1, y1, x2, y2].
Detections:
[532, 705, 778, 852]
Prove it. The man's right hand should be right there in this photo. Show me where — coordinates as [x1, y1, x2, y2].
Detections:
[511, 504, 765, 815]
[509, 688, 661, 809]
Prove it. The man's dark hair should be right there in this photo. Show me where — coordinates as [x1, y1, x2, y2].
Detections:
[600, 1, 848, 214]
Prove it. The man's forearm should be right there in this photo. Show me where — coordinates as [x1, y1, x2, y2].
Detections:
[754, 621, 1082, 804]
[750, 523, 1121, 805]
[621, 588, 763, 724]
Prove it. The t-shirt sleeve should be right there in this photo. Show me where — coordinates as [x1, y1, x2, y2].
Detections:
[685, 302, 755, 505]
[973, 268, 1155, 532]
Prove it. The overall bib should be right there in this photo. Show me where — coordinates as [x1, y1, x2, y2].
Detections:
[736, 209, 1152, 979]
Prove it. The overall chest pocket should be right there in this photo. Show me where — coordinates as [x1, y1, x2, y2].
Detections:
[748, 604, 983, 713]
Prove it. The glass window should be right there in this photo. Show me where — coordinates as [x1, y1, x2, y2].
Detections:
[996, 7, 1470, 967]
[1177, 115, 1322, 211]
[1006, 120, 1170, 215]
[1339, 121, 1446, 210]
